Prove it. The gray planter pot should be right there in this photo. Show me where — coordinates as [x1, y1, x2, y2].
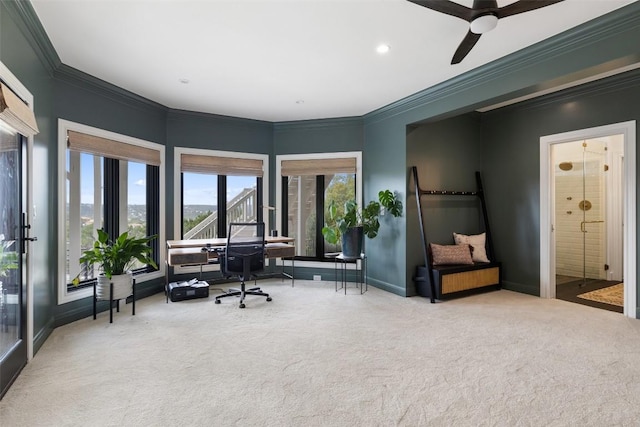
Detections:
[341, 226, 364, 258]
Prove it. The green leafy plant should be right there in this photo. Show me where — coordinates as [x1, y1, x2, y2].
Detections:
[322, 190, 403, 244]
[0, 234, 18, 278]
[72, 229, 158, 285]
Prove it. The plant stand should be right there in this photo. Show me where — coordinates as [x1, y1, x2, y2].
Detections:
[334, 253, 367, 295]
[93, 278, 135, 323]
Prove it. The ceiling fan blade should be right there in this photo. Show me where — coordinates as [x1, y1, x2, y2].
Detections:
[497, 0, 565, 18]
[451, 31, 482, 64]
[407, 0, 474, 22]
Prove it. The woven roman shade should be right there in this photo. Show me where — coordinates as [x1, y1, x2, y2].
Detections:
[181, 153, 263, 177]
[0, 132, 18, 153]
[0, 83, 39, 137]
[281, 158, 356, 176]
[67, 130, 161, 166]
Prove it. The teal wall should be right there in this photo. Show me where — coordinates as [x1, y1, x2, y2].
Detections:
[363, 5, 640, 302]
[272, 118, 363, 280]
[166, 110, 273, 239]
[273, 118, 363, 154]
[1, 0, 640, 357]
[51, 68, 168, 326]
[1, 0, 56, 351]
[403, 68, 640, 299]
[405, 114, 483, 296]
[481, 69, 640, 297]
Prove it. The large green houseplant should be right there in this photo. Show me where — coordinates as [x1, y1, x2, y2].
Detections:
[73, 229, 158, 300]
[322, 190, 403, 257]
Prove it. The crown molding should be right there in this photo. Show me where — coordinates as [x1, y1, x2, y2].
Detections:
[54, 63, 167, 115]
[2, 0, 61, 75]
[486, 64, 640, 115]
[167, 108, 273, 128]
[274, 116, 363, 132]
[364, 2, 640, 125]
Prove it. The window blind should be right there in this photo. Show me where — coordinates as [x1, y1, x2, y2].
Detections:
[180, 153, 263, 177]
[67, 130, 161, 166]
[281, 157, 356, 176]
[0, 83, 39, 137]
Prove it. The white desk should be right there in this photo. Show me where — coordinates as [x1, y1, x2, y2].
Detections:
[166, 236, 296, 288]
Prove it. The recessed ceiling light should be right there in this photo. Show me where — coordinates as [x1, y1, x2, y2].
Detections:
[179, 78, 190, 84]
[376, 44, 391, 54]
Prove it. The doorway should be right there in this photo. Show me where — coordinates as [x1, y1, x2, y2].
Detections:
[0, 126, 27, 398]
[540, 121, 637, 318]
[0, 61, 35, 399]
[553, 137, 623, 312]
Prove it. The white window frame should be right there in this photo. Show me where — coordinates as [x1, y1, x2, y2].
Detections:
[173, 147, 269, 275]
[276, 151, 362, 268]
[57, 119, 166, 304]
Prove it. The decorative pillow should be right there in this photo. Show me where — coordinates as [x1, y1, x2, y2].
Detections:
[429, 243, 474, 266]
[453, 232, 490, 263]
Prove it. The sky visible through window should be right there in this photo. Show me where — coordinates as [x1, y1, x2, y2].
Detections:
[78, 155, 254, 205]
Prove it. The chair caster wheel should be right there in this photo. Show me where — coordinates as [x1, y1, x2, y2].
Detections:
[239, 303, 246, 308]
[215, 299, 221, 304]
[266, 297, 272, 302]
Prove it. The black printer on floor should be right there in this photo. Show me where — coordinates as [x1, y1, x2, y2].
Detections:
[168, 279, 209, 302]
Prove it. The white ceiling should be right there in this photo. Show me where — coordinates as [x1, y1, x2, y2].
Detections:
[30, 0, 635, 122]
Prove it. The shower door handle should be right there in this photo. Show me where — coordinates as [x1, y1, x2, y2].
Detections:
[580, 220, 604, 233]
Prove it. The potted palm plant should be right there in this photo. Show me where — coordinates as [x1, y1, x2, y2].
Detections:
[322, 190, 403, 257]
[73, 229, 158, 300]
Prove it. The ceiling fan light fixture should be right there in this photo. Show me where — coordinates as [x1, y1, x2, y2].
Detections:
[469, 14, 498, 34]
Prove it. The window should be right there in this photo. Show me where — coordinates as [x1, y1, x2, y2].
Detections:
[174, 148, 268, 273]
[58, 120, 165, 304]
[277, 152, 361, 261]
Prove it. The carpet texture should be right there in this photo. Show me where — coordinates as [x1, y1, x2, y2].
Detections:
[577, 283, 624, 307]
[2, 280, 640, 426]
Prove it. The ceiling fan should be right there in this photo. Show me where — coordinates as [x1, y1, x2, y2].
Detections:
[408, 0, 565, 64]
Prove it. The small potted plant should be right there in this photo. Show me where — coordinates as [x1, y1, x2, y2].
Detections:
[322, 190, 403, 257]
[0, 235, 18, 313]
[0, 235, 18, 279]
[73, 229, 158, 300]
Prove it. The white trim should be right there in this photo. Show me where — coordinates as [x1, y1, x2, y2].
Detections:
[275, 151, 362, 260]
[173, 147, 269, 274]
[57, 119, 166, 304]
[540, 121, 636, 318]
[0, 61, 35, 360]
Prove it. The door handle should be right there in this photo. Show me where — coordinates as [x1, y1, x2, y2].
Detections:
[20, 213, 37, 253]
[580, 220, 604, 233]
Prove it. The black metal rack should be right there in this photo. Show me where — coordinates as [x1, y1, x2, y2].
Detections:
[412, 166, 500, 303]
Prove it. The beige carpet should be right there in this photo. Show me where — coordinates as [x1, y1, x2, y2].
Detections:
[577, 283, 624, 307]
[2, 280, 640, 426]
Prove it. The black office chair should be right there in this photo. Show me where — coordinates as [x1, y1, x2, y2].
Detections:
[215, 222, 271, 308]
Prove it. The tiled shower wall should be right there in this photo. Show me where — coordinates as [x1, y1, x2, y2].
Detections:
[554, 142, 606, 280]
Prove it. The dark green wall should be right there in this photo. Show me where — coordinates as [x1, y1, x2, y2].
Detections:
[54, 68, 167, 144]
[2, 0, 640, 355]
[166, 110, 273, 239]
[1, 0, 56, 351]
[51, 69, 169, 326]
[405, 114, 483, 295]
[363, 4, 640, 305]
[273, 118, 363, 154]
[481, 69, 640, 296]
[272, 118, 363, 280]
